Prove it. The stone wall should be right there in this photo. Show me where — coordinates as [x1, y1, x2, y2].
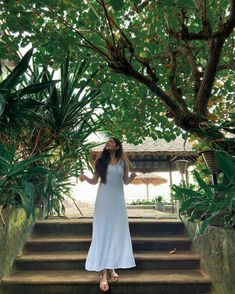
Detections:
[0, 208, 38, 287]
[184, 218, 235, 294]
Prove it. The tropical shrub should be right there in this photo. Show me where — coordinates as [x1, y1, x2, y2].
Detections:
[173, 151, 235, 234]
[28, 53, 108, 217]
[0, 143, 49, 219]
[0, 49, 109, 218]
[0, 49, 55, 219]
[0, 48, 57, 142]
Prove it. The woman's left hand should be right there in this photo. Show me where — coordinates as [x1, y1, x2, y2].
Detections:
[130, 172, 137, 178]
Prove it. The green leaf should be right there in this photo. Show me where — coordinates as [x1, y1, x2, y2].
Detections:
[199, 212, 220, 235]
[0, 95, 6, 116]
[215, 151, 235, 182]
[16, 182, 35, 219]
[194, 170, 214, 199]
[7, 154, 49, 177]
[110, 0, 124, 10]
[17, 80, 59, 98]
[173, 186, 203, 200]
[180, 197, 200, 211]
[0, 48, 33, 90]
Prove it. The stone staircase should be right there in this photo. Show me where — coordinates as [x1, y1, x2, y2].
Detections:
[1, 218, 211, 294]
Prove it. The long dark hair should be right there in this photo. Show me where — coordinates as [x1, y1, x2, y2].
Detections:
[95, 137, 129, 184]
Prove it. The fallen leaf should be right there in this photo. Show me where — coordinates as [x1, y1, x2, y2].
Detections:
[169, 248, 176, 254]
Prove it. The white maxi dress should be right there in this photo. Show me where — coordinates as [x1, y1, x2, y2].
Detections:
[85, 158, 136, 272]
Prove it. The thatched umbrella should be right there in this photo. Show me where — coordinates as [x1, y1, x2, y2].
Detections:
[131, 173, 168, 200]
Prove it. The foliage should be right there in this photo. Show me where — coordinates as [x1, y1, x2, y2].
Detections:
[155, 196, 164, 203]
[37, 169, 73, 218]
[0, 0, 234, 146]
[0, 49, 109, 218]
[0, 0, 234, 223]
[28, 53, 108, 217]
[0, 143, 49, 219]
[187, 111, 235, 185]
[189, 112, 235, 154]
[0, 48, 56, 219]
[131, 196, 166, 205]
[173, 151, 235, 234]
[0, 48, 56, 142]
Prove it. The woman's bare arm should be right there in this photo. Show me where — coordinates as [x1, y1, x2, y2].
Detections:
[80, 171, 99, 185]
[123, 160, 137, 185]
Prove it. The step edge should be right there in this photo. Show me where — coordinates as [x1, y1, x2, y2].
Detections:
[15, 256, 201, 262]
[27, 236, 191, 242]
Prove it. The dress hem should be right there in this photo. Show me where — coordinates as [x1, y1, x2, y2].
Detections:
[85, 263, 136, 272]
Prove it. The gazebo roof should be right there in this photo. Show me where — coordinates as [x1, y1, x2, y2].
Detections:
[90, 137, 196, 172]
[91, 137, 195, 157]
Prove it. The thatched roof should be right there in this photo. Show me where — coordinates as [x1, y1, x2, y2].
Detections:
[91, 137, 195, 157]
[90, 137, 196, 172]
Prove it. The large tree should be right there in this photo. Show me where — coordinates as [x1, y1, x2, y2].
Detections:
[0, 0, 234, 148]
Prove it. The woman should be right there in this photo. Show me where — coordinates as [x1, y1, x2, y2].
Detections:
[79, 137, 137, 292]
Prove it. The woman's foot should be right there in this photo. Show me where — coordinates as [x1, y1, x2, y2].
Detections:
[108, 269, 119, 283]
[99, 270, 109, 292]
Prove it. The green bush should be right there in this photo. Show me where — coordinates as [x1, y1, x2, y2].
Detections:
[130, 196, 166, 205]
[0, 49, 108, 218]
[173, 150, 235, 235]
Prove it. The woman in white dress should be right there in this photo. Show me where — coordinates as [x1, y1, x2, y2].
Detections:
[79, 137, 137, 292]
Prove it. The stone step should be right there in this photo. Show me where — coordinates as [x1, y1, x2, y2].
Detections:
[34, 218, 186, 236]
[15, 251, 200, 271]
[25, 235, 191, 252]
[2, 269, 211, 294]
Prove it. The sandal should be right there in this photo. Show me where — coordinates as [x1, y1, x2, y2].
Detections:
[99, 271, 109, 292]
[108, 269, 119, 283]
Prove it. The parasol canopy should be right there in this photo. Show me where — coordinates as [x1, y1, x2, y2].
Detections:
[131, 173, 168, 200]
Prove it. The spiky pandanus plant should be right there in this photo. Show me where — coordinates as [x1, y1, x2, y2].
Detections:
[0, 49, 109, 219]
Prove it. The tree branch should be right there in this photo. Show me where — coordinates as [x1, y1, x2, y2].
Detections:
[133, 0, 152, 13]
[133, 54, 159, 83]
[193, 0, 212, 37]
[193, 0, 235, 115]
[169, 0, 235, 41]
[167, 52, 188, 111]
[108, 55, 184, 118]
[100, 0, 116, 47]
[176, 45, 201, 99]
[29, 128, 42, 157]
[97, 2, 159, 83]
[194, 38, 225, 115]
[44, 6, 112, 61]
[220, 0, 235, 38]
[85, 0, 103, 26]
[217, 61, 235, 72]
[101, 6, 134, 50]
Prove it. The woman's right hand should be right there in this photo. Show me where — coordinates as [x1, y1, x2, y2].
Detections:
[79, 174, 86, 182]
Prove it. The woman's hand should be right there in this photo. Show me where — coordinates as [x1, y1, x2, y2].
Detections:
[79, 174, 86, 182]
[79, 172, 99, 185]
[130, 172, 137, 178]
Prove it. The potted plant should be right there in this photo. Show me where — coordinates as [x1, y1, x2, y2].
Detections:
[155, 196, 166, 212]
